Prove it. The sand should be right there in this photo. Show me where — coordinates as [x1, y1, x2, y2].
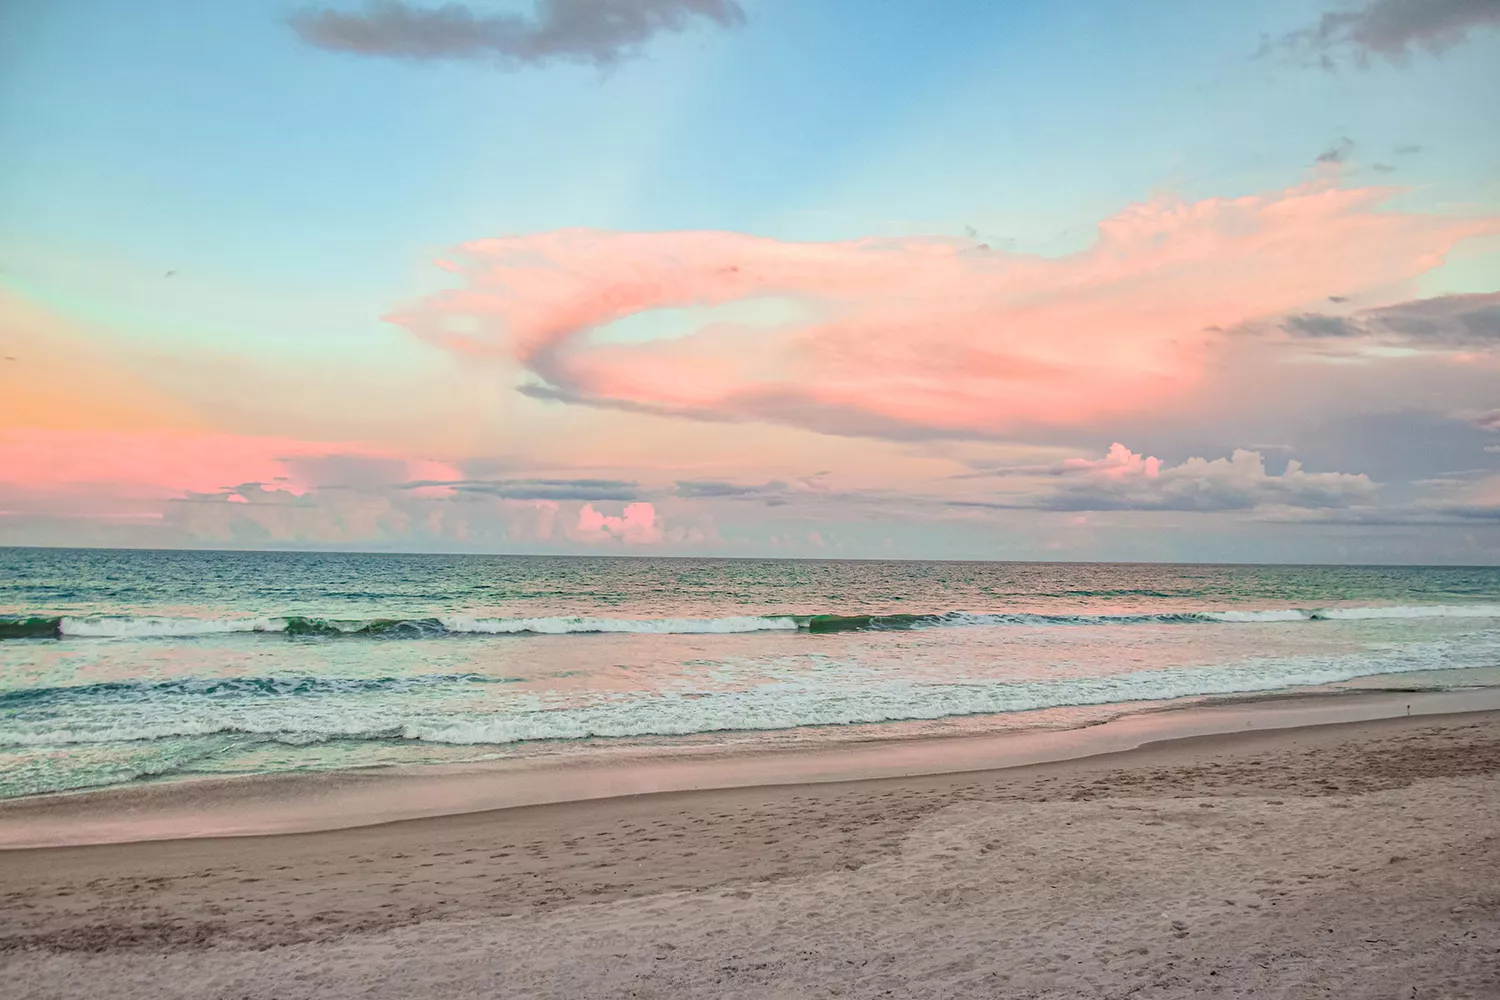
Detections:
[3, 708, 1499, 998]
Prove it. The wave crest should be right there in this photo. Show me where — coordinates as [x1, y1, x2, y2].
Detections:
[1, 603, 1496, 641]
[4, 631, 1496, 750]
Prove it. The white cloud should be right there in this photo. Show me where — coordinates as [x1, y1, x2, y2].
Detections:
[990, 443, 1378, 512]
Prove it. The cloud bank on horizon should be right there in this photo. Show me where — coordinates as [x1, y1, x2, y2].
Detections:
[3, 0, 1499, 561]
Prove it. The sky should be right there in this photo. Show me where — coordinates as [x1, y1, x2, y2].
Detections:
[1, 0, 1498, 562]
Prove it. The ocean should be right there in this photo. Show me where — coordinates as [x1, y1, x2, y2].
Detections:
[2, 548, 1498, 799]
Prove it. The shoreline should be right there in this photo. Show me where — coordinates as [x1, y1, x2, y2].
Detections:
[3, 706, 1497, 997]
[4, 684, 1497, 849]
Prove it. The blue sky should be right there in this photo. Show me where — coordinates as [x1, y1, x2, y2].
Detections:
[2, 1, 1498, 560]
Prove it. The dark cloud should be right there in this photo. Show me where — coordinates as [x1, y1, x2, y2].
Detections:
[1282, 313, 1361, 338]
[288, 0, 746, 68]
[1363, 293, 1500, 343]
[675, 478, 788, 499]
[1280, 292, 1500, 348]
[403, 477, 641, 501]
[953, 460, 1083, 480]
[1371, 162, 1396, 172]
[1272, 0, 1500, 67]
[672, 478, 907, 509]
[1315, 137, 1354, 164]
[1395, 144, 1423, 154]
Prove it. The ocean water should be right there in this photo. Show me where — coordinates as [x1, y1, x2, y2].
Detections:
[2, 548, 1499, 798]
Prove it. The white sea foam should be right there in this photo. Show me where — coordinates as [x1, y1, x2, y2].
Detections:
[58, 616, 283, 638]
[406, 642, 1482, 745]
[1205, 605, 1500, 623]
[1314, 604, 1500, 620]
[29, 604, 1500, 641]
[47, 614, 802, 638]
[6, 633, 1496, 750]
[413, 638, 1498, 743]
[1204, 609, 1311, 623]
[438, 614, 801, 635]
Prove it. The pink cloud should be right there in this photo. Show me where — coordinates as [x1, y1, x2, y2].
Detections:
[1063, 442, 1162, 480]
[389, 183, 1495, 440]
[0, 429, 323, 497]
[0, 428, 461, 509]
[573, 501, 662, 544]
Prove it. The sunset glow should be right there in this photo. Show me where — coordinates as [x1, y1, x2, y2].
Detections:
[3, 1, 1498, 561]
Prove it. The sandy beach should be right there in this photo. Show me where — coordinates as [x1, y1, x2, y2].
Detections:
[3, 700, 1498, 999]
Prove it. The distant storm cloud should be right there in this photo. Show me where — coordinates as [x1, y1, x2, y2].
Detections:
[288, 0, 746, 68]
[1273, 0, 1500, 67]
[389, 183, 1493, 443]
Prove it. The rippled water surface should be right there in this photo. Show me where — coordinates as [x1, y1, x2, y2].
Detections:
[3, 548, 1498, 797]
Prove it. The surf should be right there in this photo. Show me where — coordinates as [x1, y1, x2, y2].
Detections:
[3, 603, 1498, 641]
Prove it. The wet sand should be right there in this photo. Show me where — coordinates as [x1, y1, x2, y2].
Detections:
[3, 699, 1499, 998]
[5, 687, 1497, 848]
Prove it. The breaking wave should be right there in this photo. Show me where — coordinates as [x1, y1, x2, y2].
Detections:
[1, 614, 801, 640]
[3, 604, 1499, 641]
[3, 631, 1496, 751]
[0, 673, 516, 709]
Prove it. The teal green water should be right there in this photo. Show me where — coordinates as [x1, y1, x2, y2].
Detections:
[3, 548, 1498, 797]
